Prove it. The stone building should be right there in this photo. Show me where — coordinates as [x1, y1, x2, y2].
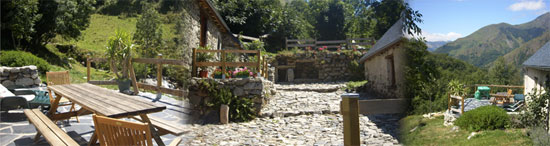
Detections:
[183, 0, 241, 50]
[523, 42, 550, 100]
[359, 18, 408, 99]
[181, 0, 242, 76]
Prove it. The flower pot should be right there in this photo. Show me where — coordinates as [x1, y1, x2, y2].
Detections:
[117, 79, 132, 92]
[199, 70, 208, 78]
[214, 74, 223, 79]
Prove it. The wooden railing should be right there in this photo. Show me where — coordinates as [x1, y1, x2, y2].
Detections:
[86, 54, 188, 97]
[340, 93, 408, 145]
[285, 38, 374, 50]
[191, 48, 268, 78]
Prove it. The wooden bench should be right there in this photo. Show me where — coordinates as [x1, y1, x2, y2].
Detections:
[132, 116, 188, 136]
[24, 109, 79, 146]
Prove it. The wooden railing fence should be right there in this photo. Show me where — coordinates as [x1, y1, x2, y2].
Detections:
[86, 54, 188, 97]
[191, 48, 268, 78]
[285, 38, 374, 50]
[340, 93, 408, 145]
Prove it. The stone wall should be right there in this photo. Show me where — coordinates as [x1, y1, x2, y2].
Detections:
[0, 66, 41, 87]
[363, 43, 407, 99]
[188, 77, 275, 123]
[273, 52, 361, 82]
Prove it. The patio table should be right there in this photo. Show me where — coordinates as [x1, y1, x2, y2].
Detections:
[490, 92, 513, 104]
[46, 83, 167, 146]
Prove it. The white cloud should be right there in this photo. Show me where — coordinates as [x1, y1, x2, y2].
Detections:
[421, 31, 463, 42]
[508, 0, 546, 11]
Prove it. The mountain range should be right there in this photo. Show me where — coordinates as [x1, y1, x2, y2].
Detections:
[426, 41, 449, 52]
[434, 12, 550, 67]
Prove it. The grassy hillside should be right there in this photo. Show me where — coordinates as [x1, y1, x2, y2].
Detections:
[55, 14, 176, 54]
[503, 31, 550, 67]
[435, 12, 550, 67]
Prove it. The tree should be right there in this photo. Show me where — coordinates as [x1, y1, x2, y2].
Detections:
[264, 0, 313, 51]
[1, 0, 41, 49]
[488, 57, 521, 85]
[309, 0, 351, 40]
[29, 0, 96, 46]
[134, 2, 164, 58]
[212, 0, 283, 37]
[371, 0, 423, 39]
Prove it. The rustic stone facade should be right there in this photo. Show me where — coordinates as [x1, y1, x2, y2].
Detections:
[272, 52, 361, 82]
[188, 77, 275, 123]
[363, 43, 407, 99]
[0, 66, 41, 87]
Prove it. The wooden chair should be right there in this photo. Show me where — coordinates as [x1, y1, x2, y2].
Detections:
[46, 71, 79, 122]
[92, 115, 182, 146]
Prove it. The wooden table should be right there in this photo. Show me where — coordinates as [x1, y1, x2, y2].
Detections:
[47, 83, 167, 146]
[491, 92, 513, 104]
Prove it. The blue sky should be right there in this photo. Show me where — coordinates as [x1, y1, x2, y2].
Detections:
[409, 0, 550, 42]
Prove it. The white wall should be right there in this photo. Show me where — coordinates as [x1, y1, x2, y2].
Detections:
[363, 43, 407, 98]
[524, 67, 549, 102]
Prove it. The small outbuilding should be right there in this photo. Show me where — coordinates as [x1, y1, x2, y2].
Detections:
[523, 42, 550, 100]
[359, 18, 409, 99]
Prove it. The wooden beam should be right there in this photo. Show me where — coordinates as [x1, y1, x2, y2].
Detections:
[129, 58, 139, 95]
[86, 54, 91, 82]
[89, 58, 108, 62]
[132, 58, 188, 66]
[88, 80, 117, 85]
[157, 54, 163, 95]
[341, 93, 360, 145]
[357, 98, 408, 115]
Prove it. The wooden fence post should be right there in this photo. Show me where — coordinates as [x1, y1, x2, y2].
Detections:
[192, 48, 197, 77]
[222, 50, 226, 74]
[256, 50, 261, 73]
[157, 54, 163, 94]
[129, 57, 139, 95]
[86, 54, 91, 82]
[341, 93, 360, 146]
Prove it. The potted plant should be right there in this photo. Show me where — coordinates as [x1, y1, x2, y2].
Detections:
[106, 30, 135, 93]
[196, 46, 214, 78]
[233, 67, 253, 78]
[213, 69, 230, 79]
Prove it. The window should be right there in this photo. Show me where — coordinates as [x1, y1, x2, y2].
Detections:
[386, 55, 395, 87]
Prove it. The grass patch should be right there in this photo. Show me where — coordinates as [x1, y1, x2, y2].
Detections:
[55, 14, 175, 54]
[400, 115, 532, 146]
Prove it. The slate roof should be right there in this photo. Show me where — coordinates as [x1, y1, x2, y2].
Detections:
[523, 42, 550, 69]
[359, 17, 406, 63]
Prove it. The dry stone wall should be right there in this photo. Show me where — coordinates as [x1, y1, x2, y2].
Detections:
[188, 77, 275, 123]
[0, 66, 41, 87]
[273, 52, 361, 82]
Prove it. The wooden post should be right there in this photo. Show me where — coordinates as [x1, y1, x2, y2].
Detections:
[157, 54, 163, 94]
[129, 57, 139, 95]
[461, 95, 465, 114]
[221, 50, 226, 74]
[447, 94, 451, 111]
[86, 54, 91, 82]
[256, 50, 261, 73]
[192, 48, 197, 77]
[341, 93, 360, 146]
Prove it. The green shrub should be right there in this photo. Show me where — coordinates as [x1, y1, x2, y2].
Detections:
[455, 105, 510, 131]
[345, 80, 368, 91]
[198, 79, 256, 122]
[0, 51, 51, 73]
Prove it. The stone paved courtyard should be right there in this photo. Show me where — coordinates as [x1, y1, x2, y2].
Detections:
[1, 83, 402, 146]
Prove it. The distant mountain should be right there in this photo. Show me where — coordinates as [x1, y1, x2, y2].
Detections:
[426, 41, 449, 52]
[435, 12, 550, 67]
